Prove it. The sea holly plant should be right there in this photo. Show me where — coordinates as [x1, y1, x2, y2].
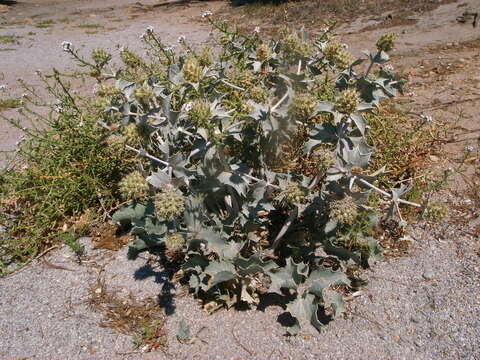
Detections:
[64, 22, 419, 334]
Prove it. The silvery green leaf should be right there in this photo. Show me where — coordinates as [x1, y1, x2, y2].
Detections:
[351, 58, 366, 67]
[116, 79, 135, 90]
[364, 237, 383, 266]
[357, 102, 374, 111]
[176, 318, 191, 343]
[183, 196, 207, 233]
[147, 170, 171, 188]
[198, 228, 233, 258]
[205, 260, 237, 286]
[304, 123, 337, 155]
[234, 253, 277, 276]
[307, 267, 350, 299]
[350, 113, 367, 136]
[210, 271, 237, 287]
[217, 171, 249, 197]
[252, 61, 262, 72]
[323, 290, 346, 317]
[373, 50, 389, 63]
[168, 64, 182, 85]
[222, 240, 245, 260]
[362, 50, 373, 58]
[323, 238, 361, 265]
[128, 237, 148, 252]
[391, 184, 411, 201]
[182, 255, 209, 273]
[315, 101, 335, 114]
[112, 202, 148, 226]
[324, 218, 338, 233]
[286, 292, 323, 334]
[268, 258, 308, 294]
[205, 260, 236, 275]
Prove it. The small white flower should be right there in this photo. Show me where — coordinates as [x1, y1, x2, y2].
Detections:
[383, 64, 394, 71]
[0, 84, 7, 90]
[54, 102, 64, 113]
[202, 10, 212, 18]
[61, 41, 73, 52]
[21, 93, 28, 98]
[182, 101, 193, 112]
[35, 69, 42, 76]
[146, 25, 154, 33]
[420, 114, 433, 122]
[465, 145, 475, 152]
[177, 35, 186, 43]
[15, 135, 26, 147]
[253, 26, 260, 34]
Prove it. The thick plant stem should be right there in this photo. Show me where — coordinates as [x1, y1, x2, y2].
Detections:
[355, 177, 421, 207]
[271, 92, 289, 112]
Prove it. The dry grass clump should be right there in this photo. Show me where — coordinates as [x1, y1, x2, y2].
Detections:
[88, 279, 167, 352]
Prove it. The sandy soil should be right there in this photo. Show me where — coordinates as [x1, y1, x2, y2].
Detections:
[0, 0, 222, 158]
[0, 0, 479, 359]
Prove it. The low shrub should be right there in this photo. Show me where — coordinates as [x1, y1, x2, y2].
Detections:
[1, 16, 425, 334]
[88, 20, 415, 333]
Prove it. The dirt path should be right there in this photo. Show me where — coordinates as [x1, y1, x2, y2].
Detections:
[0, 0, 221, 158]
[1, 1, 479, 359]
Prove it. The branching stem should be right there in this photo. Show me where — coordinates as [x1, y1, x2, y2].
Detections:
[355, 177, 421, 207]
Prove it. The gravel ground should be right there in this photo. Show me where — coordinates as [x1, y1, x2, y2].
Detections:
[1, 1, 480, 359]
[1, 192, 479, 360]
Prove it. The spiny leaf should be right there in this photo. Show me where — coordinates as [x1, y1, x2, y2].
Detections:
[268, 258, 308, 295]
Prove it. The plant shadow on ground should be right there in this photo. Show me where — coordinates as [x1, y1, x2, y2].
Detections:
[134, 262, 178, 316]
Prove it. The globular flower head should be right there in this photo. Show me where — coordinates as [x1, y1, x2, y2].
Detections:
[119, 171, 149, 200]
[165, 233, 186, 253]
[91, 48, 111, 66]
[323, 40, 354, 69]
[249, 86, 269, 103]
[317, 149, 336, 170]
[97, 83, 122, 100]
[376, 33, 396, 52]
[134, 83, 154, 105]
[106, 134, 126, 149]
[282, 32, 312, 59]
[289, 93, 317, 122]
[197, 47, 214, 67]
[189, 100, 212, 127]
[183, 56, 202, 83]
[336, 88, 359, 115]
[155, 185, 185, 221]
[120, 48, 143, 68]
[283, 182, 308, 204]
[330, 196, 358, 224]
[256, 43, 271, 62]
[226, 67, 255, 88]
[123, 123, 145, 146]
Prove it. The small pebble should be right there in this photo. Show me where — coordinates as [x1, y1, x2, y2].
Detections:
[423, 271, 435, 280]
